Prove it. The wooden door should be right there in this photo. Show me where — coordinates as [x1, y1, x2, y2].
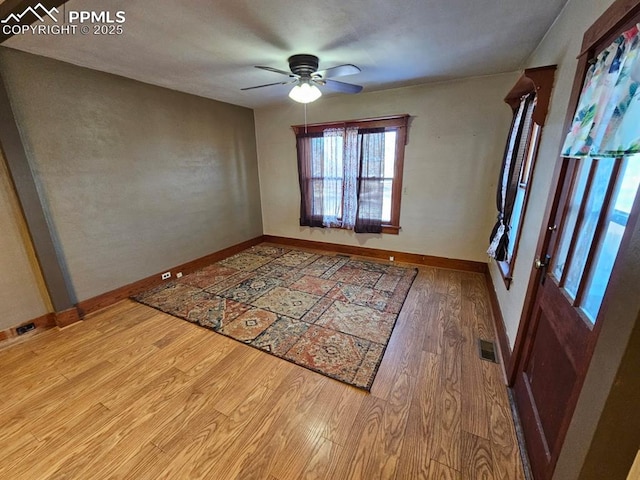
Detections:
[511, 2, 640, 478]
[513, 154, 640, 479]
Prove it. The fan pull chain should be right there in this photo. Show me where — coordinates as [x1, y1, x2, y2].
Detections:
[304, 103, 308, 134]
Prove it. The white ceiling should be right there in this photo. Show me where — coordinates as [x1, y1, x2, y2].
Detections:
[3, 0, 569, 108]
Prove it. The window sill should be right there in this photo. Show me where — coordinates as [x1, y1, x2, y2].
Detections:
[303, 223, 401, 234]
[496, 260, 513, 289]
[381, 225, 400, 235]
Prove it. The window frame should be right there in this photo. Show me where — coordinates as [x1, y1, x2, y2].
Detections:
[292, 114, 409, 234]
[495, 66, 556, 288]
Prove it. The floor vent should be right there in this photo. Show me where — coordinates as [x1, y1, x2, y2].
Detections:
[478, 339, 499, 363]
[336, 254, 351, 258]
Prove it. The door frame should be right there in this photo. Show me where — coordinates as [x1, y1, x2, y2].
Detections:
[507, 0, 640, 386]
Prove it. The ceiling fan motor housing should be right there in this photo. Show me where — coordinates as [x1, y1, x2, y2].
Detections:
[243, 54, 362, 95]
[288, 54, 319, 78]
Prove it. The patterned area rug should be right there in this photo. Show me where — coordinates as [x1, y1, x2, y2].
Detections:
[133, 245, 417, 390]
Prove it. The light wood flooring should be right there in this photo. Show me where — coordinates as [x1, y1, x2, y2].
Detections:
[0, 265, 525, 479]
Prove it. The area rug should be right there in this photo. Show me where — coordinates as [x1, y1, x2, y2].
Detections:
[133, 245, 417, 390]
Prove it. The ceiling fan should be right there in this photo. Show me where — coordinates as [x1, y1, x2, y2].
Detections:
[242, 54, 363, 103]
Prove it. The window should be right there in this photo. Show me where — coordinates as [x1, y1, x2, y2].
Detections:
[293, 115, 408, 234]
[487, 66, 556, 288]
[506, 122, 540, 261]
[550, 154, 640, 322]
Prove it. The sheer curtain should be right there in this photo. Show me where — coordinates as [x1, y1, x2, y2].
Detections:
[355, 129, 386, 233]
[488, 93, 536, 260]
[322, 128, 345, 227]
[297, 133, 324, 227]
[296, 126, 388, 233]
[341, 127, 359, 229]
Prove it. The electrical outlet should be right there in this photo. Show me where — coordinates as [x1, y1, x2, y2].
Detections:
[16, 322, 36, 335]
[389, 256, 395, 262]
[176, 272, 183, 278]
[161, 272, 171, 280]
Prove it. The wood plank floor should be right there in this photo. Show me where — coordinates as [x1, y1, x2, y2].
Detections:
[0, 263, 525, 479]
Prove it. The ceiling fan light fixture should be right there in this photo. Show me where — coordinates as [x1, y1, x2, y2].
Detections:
[288, 82, 322, 103]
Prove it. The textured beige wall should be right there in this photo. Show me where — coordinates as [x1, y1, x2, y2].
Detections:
[0, 149, 49, 330]
[255, 73, 518, 263]
[0, 47, 262, 303]
[487, 0, 617, 348]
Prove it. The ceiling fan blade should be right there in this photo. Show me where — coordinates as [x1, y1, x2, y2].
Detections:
[241, 80, 295, 91]
[255, 65, 295, 77]
[316, 64, 361, 79]
[322, 79, 363, 94]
